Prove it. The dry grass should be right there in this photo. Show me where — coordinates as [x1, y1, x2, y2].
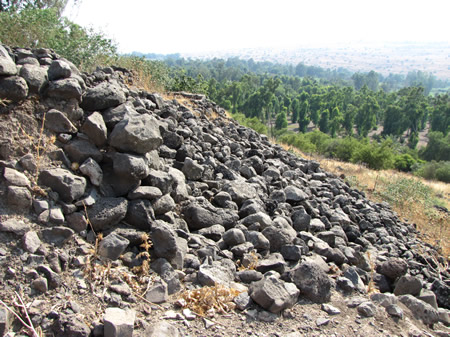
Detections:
[179, 284, 241, 317]
[279, 142, 450, 259]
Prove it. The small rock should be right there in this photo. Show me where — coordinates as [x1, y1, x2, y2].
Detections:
[0, 218, 30, 235]
[22, 231, 42, 253]
[385, 304, 403, 318]
[145, 279, 168, 304]
[103, 307, 135, 337]
[321, 303, 341, 315]
[394, 275, 422, 296]
[3, 167, 30, 187]
[316, 317, 330, 326]
[31, 277, 48, 293]
[145, 321, 180, 337]
[98, 232, 130, 260]
[357, 301, 376, 317]
[7, 186, 32, 211]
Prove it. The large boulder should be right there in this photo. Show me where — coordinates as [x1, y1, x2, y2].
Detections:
[39, 168, 86, 202]
[19, 64, 48, 94]
[87, 197, 128, 231]
[109, 114, 162, 154]
[183, 202, 239, 230]
[0, 76, 28, 101]
[47, 78, 82, 100]
[81, 82, 126, 111]
[249, 275, 299, 314]
[292, 260, 332, 303]
[0, 45, 17, 75]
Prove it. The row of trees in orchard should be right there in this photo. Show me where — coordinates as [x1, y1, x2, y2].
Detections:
[159, 58, 449, 182]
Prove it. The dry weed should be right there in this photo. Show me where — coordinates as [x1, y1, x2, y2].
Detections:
[179, 283, 241, 317]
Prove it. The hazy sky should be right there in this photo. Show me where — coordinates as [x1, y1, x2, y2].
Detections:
[64, 0, 449, 54]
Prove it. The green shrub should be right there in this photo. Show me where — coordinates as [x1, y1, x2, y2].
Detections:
[414, 161, 450, 183]
[0, 8, 117, 69]
[232, 113, 268, 135]
[352, 139, 395, 170]
[325, 137, 362, 162]
[394, 153, 417, 172]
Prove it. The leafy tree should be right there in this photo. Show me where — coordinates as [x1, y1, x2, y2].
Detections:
[430, 94, 450, 135]
[291, 98, 300, 124]
[275, 110, 288, 130]
[319, 109, 330, 133]
[356, 95, 378, 137]
[329, 106, 342, 137]
[419, 131, 450, 162]
[342, 104, 357, 135]
[298, 100, 310, 133]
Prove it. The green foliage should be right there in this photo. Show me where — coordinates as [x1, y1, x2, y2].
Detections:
[275, 110, 288, 130]
[414, 161, 450, 183]
[169, 69, 209, 94]
[232, 113, 268, 135]
[0, 8, 117, 69]
[419, 131, 450, 162]
[353, 138, 395, 170]
[394, 153, 417, 172]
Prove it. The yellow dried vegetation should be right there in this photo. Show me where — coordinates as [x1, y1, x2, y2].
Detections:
[278, 141, 449, 259]
[179, 283, 241, 316]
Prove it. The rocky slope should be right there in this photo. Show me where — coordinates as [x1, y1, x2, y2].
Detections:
[0, 44, 449, 337]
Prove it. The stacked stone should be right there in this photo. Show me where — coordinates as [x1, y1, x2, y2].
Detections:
[0, 44, 449, 336]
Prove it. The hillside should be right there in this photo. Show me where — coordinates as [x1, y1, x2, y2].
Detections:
[0, 44, 449, 337]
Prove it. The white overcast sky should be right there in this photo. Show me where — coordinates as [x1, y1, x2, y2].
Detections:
[64, 0, 449, 54]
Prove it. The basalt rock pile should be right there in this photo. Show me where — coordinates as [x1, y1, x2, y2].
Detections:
[0, 44, 449, 337]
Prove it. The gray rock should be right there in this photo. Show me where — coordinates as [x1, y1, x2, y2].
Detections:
[198, 261, 235, 286]
[145, 278, 169, 303]
[256, 253, 286, 274]
[79, 158, 103, 186]
[246, 231, 270, 251]
[113, 152, 150, 180]
[98, 232, 130, 260]
[182, 157, 204, 180]
[127, 186, 162, 200]
[292, 260, 332, 303]
[41, 226, 74, 246]
[223, 181, 258, 206]
[223, 228, 246, 247]
[398, 294, 440, 325]
[151, 221, 186, 266]
[262, 218, 296, 252]
[19, 64, 47, 93]
[280, 245, 303, 261]
[378, 258, 408, 280]
[19, 153, 37, 173]
[47, 78, 82, 100]
[321, 303, 341, 315]
[103, 308, 135, 337]
[81, 82, 126, 110]
[145, 321, 180, 337]
[284, 185, 308, 203]
[52, 314, 91, 337]
[0, 75, 28, 101]
[109, 114, 162, 154]
[7, 185, 32, 210]
[22, 231, 42, 253]
[39, 168, 86, 202]
[237, 270, 264, 283]
[385, 304, 403, 318]
[291, 209, 311, 232]
[36, 264, 61, 289]
[249, 275, 299, 314]
[151, 258, 182, 295]
[183, 203, 238, 230]
[81, 111, 107, 146]
[417, 290, 438, 309]
[64, 138, 103, 164]
[357, 301, 376, 317]
[370, 293, 398, 308]
[431, 279, 450, 309]
[124, 199, 154, 230]
[309, 218, 326, 232]
[87, 197, 128, 231]
[234, 292, 252, 310]
[103, 103, 138, 128]
[66, 212, 88, 233]
[48, 60, 72, 80]
[0, 218, 30, 235]
[31, 276, 48, 293]
[197, 225, 225, 241]
[152, 194, 176, 215]
[343, 267, 366, 293]
[39, 207, 65, 225]
[0, 45, 17, 75]
[145, 170, 173, 195]
[3, 167, 30, 187]
[168, 167, 189, 202]
[46, 109, 77, 133]
[241, 212, 273, 230]
[394, 275, 422, 296]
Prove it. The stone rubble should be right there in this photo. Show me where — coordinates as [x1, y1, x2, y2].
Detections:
[0, 44, 449, 336]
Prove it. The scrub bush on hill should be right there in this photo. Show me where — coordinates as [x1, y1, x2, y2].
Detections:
[0, 7, 116, 69]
